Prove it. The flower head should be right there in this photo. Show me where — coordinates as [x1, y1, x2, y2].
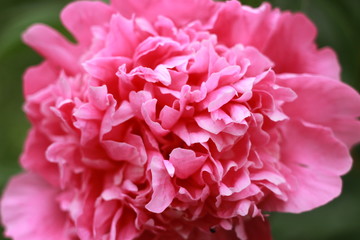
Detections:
[2, 0, 360, 239]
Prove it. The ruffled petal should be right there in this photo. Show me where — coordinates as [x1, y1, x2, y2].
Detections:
[169, 148, 207, 179]
[146, 156, 176, 213]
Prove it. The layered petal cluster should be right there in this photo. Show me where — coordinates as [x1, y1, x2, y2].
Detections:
[2, 0, 360, 239]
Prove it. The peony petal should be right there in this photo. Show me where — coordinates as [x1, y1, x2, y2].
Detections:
[169, 148, 207, 179]
[195, 113, 226, 134]
[74, 103, 103, 120]
[308, 48, 340, 80]
[111, 0, 219, 27]
[93, 201, 118, 238]
[206, 65, 241, 92]
[129, 65, 172, 86]
[111, 101, 134, 126]
[283, 120, 352, 176]
[134, 36, 182, 68]
[227, 103, 251, 123]
[159, 105, 181, 129]
[104, 14, 138, 57]
[279, 74, 360, 147]
[88, 86, 109, 111]
[83, 56, 132, 81]
[129, 90, 153, 119]
[23, 61, 59, 97]
[233, 46, 273, 77]
[163, 160, 175, 177]
[264, 120, 352, 213]
[22, 24, 81, 75]
[141, 99, 170, 136]
[154, 65, 172, 86]
[102, 140, 139, 162]
[222, 168, 251, 195]
[263, 13, 340, 79]
[173, 122, 211, 146]
[1, 173, 68, 240]
[325, 119, 360, 148]
[114, 208, 138, 240]
[146, 156, 176, 213]
[102, 133, 146, 166]
[15, 0, 360, 238]
[212, 1, 279, 50]
[60, 1, 114, 46]
[204, 86, 237, 112]
[20, 129, 60, 187]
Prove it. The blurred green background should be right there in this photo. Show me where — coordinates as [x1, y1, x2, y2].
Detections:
[0, 0, 359, 239]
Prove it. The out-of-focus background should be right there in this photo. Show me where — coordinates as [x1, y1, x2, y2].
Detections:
[0, 0, 359, 239]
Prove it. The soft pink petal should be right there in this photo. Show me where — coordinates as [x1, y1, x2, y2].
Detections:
[233, 46, 273, 77]
[211, 132, 239, 152]
[1, 173, 68, 240]
[60, 1, 114, 46]
[195, 113, 226, 134]
[159, 105, 181, 129]
[264, 120, 352, 213]
[129, 65, 171, 86]
[169, 148, 207, 179]
[203, 86, 237, 112]
[22, 24, 81, 75]
[227, 104, 251, 123]
[83, 56, 132, 81]
[309, 48, 340, 80]
[221, 169, 251, 196]
[173, 122, 211, 146]
[74, 103, 103, 120]
[263, 13, 340, 79]
[134, 36, 182, 68]
[211, 2, 279, 50]
[104, 14, 138, 57]
[111, 0, 219, 27]
[213, 2, 340, 79]
[111, 101, 134, 126]
[141, 99, 170, 136]
[206, 65, 241, 92]
[146, 156, 176, 213]
[129, 90, 153, 119]
[284, 120, 352, 176]
[188, 42, 217, 74]
[23, 61, 59, 97]
[88, 86, 109, 111]
[279, 74, 360, 147]
[325, 119, 360, 148]
[20, 129, 60, 187]
[102, 140, 139, 162]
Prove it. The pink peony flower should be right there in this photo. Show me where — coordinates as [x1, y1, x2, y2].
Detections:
[2, 0, 360, 239]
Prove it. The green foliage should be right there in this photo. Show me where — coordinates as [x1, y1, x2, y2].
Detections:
[0, 0, 359, 239]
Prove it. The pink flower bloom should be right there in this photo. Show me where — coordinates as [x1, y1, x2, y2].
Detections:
[1, 0, 360, 239]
